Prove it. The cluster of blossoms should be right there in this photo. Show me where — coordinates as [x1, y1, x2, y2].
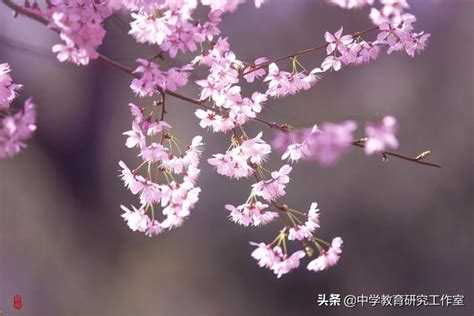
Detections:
[194, 37, 268, 132]
[273, 116, 399, 166]
[208, 132, 271, 179]
[42, 0, 265, 65]
[0, 63, 37, 159]
[1, 0, 436, 278]
[130, 58, 193, 97]
[119, 103, 203, 236]
[250, 236, 344, 278]
[325, 0, 430, 66]
[249, 203, 343, 278]
[46, 0, 121, 65]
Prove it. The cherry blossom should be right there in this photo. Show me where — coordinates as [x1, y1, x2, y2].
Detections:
[275, 121, 357, 166]
[225, 202, 278, 226]
[264, 63, 320, 98]
[325, 27, 353, 54]
[364, 116, 399, 155]
[272, 250, 306, 278]
[208, 132, 271, 179]
[121, 204, 150, 232]
[0, 63, 37, 159]
[0, 63, 21, 109]
[243, 57, 268, 83]
[251, 165, 292, 201]
[288, 203, 320, 241]
[307, 237, 343, 272]
[250, 242, 306, 278]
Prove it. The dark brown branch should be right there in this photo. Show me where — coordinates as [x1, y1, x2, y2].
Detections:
[158, 90, 166, 121]
[2, 0, 49, 24]
[98, 53, 135, 75]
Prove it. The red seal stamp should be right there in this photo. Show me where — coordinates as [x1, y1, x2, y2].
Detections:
[13, 294, 22, 310]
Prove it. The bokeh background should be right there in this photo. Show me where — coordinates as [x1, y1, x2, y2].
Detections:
[0, 0, 472, 315]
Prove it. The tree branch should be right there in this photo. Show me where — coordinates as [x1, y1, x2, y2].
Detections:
[2, 0, 49, 25]
[352, 142, 440, 168]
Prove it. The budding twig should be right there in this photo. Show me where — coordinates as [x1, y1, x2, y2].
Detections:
[351, 142, 440, 168]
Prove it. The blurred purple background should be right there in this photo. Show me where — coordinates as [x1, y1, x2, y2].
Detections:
[0, 0, 472, 315]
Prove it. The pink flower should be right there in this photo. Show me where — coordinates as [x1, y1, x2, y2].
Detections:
[225, 201, 278, 226]
[364, 116, 399, 155]
[130, 59, 166, 97]
[128, 103, 144, 123]
[243, 57, 268, 83]
[252, 165, 292, 201]
[160, 185, 201, 229]
[146, 220, 163, 237]
[264, 63, 291, 97]
[139, 181, 163, 205]
[280, 126, 318, 162]
[306, 202, 321, 231]
[250, 242, 281, 268]
[123, 120, 146, 149]
[272, 250, 305, 278]
[307, 237, 343, 272]
[121, 205, 150, 232]
[129, 13, 170, 46]
[208, 132, 271, 179]
[277, 121, 356, 166]
[288, 203, 321, 241]
[195, 77, 221, 101]
[160, 22, 204, 58]
[264, 63, 319, 97]
[119, 161, 147, 194]
[288, 225, 314, 241]
[324, 27, 353, 54]
[131, 61, 193, 95]
[0, 63, 22, 109]
[321, 56, 342, 72]
[165, 64, 193, 91]
[405, 32, 431, 57]
[308, 121, 356, 165]
[249, 242, 306, 278]
[0, 98, 37, 159]
[358, 42, 380, 63]
[145, 120, 172, 136]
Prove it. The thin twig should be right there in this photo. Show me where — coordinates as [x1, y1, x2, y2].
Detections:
[352, 142, 441, 168]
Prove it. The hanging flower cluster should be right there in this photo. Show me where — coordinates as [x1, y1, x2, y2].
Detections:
[119, 103, 203, 236]
[0, 63, 37, 159]
[0, 0, 440, 278]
